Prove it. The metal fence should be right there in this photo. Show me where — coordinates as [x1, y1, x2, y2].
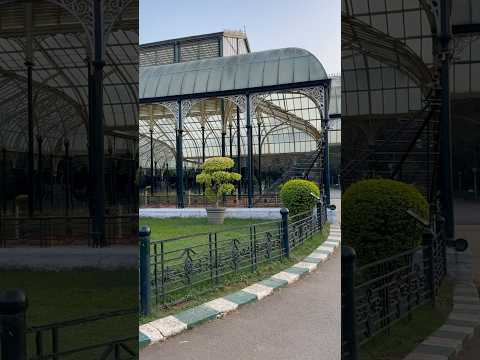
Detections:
[341, 226, 447, 360]
[139, 202, 328, 315]
[0, 290, 137, 360]
[139, 193, 282, 208]
[0, 215, 138, 247]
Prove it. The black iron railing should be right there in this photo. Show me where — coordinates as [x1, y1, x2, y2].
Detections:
[0, 289, 138, 360]
[139, 202, 328, 315]
[139, 193, 282, 208]
[341, 227, 447, 360]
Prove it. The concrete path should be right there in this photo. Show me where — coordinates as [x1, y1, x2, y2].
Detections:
[454, 199, 480, 284]
[453, 199, 480, 359]
[457, 327, 480, 360]
[141, 253, 340, 360]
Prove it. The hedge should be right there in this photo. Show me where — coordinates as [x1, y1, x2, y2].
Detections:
[279, 179, 320, 216]
[342, 178, 429, 265]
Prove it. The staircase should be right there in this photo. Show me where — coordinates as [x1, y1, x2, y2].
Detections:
[262, 130, 327, 195]
[341, 107, 440, 199]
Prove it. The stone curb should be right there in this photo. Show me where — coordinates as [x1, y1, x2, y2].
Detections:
[139, 224, 341, 349]
[404, 282, 480, 358]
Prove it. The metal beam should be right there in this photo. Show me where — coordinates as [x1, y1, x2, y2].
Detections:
[440, 0, 454, 238]
[37, 136, 43, 212]
[176, 100, 184, 208]
[64, 139, 70, 215]
[25, 1, 34, 217]
[1, 148, 6, 214]
[258, 122, 262, 195]
[237, 106, 241, 196]
[221, 100, 226, 157]
[229, 123, 233, 158]
[140, 79, 330, 104]
[246, 95, 253, 208]
[91, 0, 106, 247]
[201, 125, 205, 163]
[323, 86, 331, 204]
[150, 127, 154, 193]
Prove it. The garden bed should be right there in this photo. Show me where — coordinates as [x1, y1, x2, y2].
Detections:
[139, 216, 329, 323]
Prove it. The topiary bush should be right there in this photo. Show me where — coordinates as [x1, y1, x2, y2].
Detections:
[342, 178, 429, 265]
[196, 157, 241, 207]
[279, 179, 320, 216]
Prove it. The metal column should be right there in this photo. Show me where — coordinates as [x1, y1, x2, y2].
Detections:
[322, 84, 331, 205]
[229, 123, 233, 158]
[246, 95, 253, 208]
[201, 125, 206, 163]
[25, 1, 34, 217]
[154, 161, 157, 194]
[221, 100, 226, 157]
[27, 62, 34, 217]
[91, 0, 106, 246]
[236, 106, 241, 196]
[37, 136, 43, 212]
[87, 59, 94, 216]
[176, 100, 184, 208]
[1, 148, 6, 214]
[257, 122, 262, 195]
[150, 128, 154, 193]
[64, 140, 70, 216]
[323, 116, 331, 205]
[440, 0, 454, 239]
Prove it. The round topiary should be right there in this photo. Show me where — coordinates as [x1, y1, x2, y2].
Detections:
[279, 179, 320, 216]
[342, 178, 429, 265]
[196, 157, 241, 207]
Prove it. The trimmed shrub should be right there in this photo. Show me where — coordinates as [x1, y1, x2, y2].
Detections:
[342, 178, 429, 265]
[279, 179, 320, 216]
[196, 157, 241, 207]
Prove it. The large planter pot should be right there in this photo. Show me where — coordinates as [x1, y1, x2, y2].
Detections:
[206, 208, 226, 224]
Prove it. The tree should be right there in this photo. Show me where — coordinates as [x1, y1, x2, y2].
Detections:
[196, 157, 241, 208]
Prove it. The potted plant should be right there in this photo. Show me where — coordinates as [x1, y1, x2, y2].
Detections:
[196, 157, 241, 224]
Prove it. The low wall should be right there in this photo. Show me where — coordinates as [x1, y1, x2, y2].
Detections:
[0, 246, 138, 269]
[140, 207, 283, 219]
[140, 207, 338, 222]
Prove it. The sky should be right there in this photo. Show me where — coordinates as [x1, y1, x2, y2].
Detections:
[140, 0, 341, 74]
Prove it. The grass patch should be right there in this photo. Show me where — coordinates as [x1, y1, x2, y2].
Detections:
[142, 217, 262, 241]
[139, 218, 329, 324]
[141, 217, 278, 254]
[359, 279, 454, 360]
[2, 269, 138, 359]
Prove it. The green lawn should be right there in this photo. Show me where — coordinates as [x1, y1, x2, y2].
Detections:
[2, 269, 138, 359]
[141, 217, 278, 253]
[359, 279, 454, 360]
[142, 217, 263, 240]
[140, 216, 329, 323]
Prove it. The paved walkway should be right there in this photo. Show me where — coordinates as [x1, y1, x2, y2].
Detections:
[457, 328, 480, 360]
[455, 199, 480, 284]
[141, 253, 340, 360]
[453, 199, 480, 359]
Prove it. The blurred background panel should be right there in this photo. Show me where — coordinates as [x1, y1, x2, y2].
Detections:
[0, 1, 139, 359]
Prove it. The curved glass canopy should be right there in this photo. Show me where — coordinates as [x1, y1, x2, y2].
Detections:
[139, 49, 333, 169]
[140, 48, 328, 100]
[0, 0, 138, 155]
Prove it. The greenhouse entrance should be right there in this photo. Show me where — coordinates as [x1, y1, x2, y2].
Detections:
[139, 47, 332, 208]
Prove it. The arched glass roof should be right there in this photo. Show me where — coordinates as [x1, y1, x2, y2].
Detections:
[140, 48, 328, 100]
[342, 0, 437, 117]
[0, 0, 138, 154]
